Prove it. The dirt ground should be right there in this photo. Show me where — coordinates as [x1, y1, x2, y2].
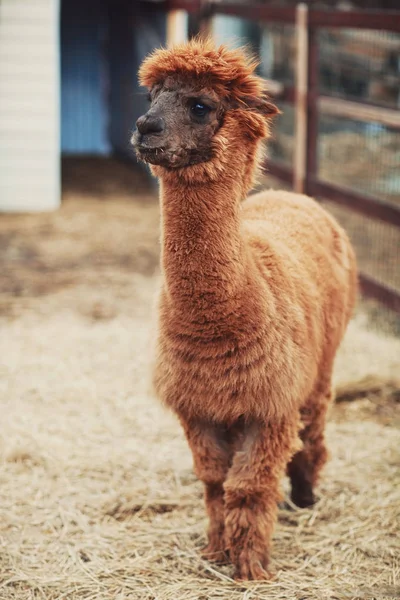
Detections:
[1, 158, 399, 600]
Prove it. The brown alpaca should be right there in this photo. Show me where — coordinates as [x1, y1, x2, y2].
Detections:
[132, 39, 357, 581]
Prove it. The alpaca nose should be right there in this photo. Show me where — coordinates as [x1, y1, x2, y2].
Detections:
[136, 114, 165, 136]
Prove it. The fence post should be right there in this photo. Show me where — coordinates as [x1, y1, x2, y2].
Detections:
[306, 23, 319, 196]
[294, 3, 308, 194]
[166, 9, 189, 47]
[199, 0, 214, 39]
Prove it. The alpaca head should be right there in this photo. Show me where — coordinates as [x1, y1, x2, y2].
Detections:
[131, 39, 278, 180]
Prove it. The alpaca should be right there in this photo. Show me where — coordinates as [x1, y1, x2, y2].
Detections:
[132, 39, 357, 581]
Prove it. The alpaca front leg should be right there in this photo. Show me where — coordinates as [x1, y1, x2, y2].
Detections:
[202, 481, 226, 562]
[224, 418, 298, 580]
[179, 418, 233, 563]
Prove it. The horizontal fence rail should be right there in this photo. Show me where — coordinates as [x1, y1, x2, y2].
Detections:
[318, 96, 400, 129]
[166, 0, 400, 313]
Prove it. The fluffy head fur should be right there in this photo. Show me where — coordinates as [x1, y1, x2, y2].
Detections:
[139, 37, 269, 106]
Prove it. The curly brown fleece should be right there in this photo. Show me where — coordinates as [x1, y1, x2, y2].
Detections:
[136, 39, 358, 581]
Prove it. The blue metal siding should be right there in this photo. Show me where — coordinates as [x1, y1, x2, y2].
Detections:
[108, 2, 166, 157]
[61, 0, 109, 154]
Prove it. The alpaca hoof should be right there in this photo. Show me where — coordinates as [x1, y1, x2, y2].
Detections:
[290, 478, 318, 508]
[201, 543, 229, 565]
[233, 561, 274, 581]
[290, 491, 318, 509]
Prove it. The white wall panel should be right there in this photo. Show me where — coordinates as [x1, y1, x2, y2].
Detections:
[0, 0, 60, 212]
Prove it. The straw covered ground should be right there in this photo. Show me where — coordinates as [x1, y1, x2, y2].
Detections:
[0, 158, 399, 600]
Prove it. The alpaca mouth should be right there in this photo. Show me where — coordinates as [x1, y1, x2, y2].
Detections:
[136, 145, 190, 168]
[132, 130, 212, 168]
[137, 145, 165, 158]
[131, 131, 166, 164]
[135, 143, 212, 169]
[135, 144, 168, 165]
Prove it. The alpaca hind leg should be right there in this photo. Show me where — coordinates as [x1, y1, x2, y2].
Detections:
[287, 384, 331, 508]
[180, 417, 236, 563]
[224, 417, 299, 580]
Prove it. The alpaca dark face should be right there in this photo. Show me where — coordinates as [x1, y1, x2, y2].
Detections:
[132, 79, 223, 169]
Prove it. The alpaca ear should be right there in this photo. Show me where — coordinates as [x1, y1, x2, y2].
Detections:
[247, 93, 280, 118]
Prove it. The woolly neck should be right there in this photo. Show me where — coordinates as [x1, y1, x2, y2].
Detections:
[159, 168, 248, 311]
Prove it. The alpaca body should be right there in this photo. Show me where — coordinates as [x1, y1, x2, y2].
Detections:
[133, 39, 357, 580]
[155, 189, 356, 425]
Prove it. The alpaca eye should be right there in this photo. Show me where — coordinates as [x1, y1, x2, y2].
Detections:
[191, 102, 210, 118]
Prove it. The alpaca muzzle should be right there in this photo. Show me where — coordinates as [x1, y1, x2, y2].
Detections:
[136, 114, 165, 136]
[131, 113, 168, 165]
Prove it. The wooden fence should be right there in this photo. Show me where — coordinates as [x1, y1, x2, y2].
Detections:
[164, 0, 400, 312]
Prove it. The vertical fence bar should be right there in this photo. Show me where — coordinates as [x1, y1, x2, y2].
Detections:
[305, 23, 319, 194]
[294, 3, 308, 193]
[199, 0, 214, 38]
[166, 9, 189, 46]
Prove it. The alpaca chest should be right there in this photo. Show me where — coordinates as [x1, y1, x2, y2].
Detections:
[153, 328, 306, 423]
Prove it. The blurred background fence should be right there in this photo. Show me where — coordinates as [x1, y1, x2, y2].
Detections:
[0, 0, 399, 319]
